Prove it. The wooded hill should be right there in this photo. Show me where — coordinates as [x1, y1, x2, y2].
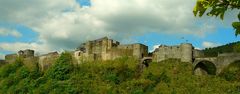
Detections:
[202, 41, 240, 57]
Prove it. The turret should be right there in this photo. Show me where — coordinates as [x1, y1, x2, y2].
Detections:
[180, 43, 193, 63]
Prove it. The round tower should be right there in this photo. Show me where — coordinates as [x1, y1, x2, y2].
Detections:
[85, 41, 92, 54]
[102, 38, 108, 53]
[180, 43, 193, 63]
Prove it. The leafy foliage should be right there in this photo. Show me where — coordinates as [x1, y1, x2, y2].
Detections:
[193, 0, 240, 36]
[0, 56, 240, 93]
[220, 60, 240, 81]
[46, 52, 73, 80]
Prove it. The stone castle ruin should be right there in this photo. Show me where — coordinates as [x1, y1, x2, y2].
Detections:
[152, 43, 204, 63]
[74, 37, 148, 63]
[39, 52, 59, 71]
[1, 37, 240, 75]
[5, 49, 36, 63]
[2, 49, 59, 70]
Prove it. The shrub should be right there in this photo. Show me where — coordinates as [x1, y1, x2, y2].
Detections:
[0, 57, 23, 78]
[219, 61, 240, 81]
[46, 52, 73, 80]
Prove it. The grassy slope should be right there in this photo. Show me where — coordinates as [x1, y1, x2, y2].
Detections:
[0, 53, 240, 94]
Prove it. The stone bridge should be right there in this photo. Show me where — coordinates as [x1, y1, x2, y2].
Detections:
[193, 53, 240, 75]
[140, 53, 240, 75]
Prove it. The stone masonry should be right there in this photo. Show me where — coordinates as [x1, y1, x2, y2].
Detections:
[74, 37, 148, 63]
[3, 37, 240, 75]
[152, 43, 203, 63]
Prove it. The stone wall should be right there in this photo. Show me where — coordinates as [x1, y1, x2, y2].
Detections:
[5, 54, 18, 63]
[74, 37, 148, 62]
[153, 43, 194, 63]
[193, 49, 204, 58]
[38, 52, 59, 71]
[18, 49, 34, 58]
[117, 43, 148, 59]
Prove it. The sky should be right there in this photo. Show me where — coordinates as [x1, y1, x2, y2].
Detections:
[0, 0, 239, 59]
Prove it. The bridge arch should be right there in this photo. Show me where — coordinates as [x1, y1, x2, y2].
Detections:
[193, 60, 217, 75]
[219, 60, 240, 81]
[140, 57, 152, 67]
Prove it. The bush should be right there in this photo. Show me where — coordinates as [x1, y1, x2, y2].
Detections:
[0, 57, 23, 78]
[219, 61, 240, 81]
[0, 56, 240, 93]
[46, 52, 73, 80]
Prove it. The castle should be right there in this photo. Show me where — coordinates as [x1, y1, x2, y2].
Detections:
[74, 37, 148, 63]
[0, 37, 202, 70]
[152, 43, 204, 63]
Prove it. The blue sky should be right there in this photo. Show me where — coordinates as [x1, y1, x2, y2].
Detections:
[0, 0, 239, 59]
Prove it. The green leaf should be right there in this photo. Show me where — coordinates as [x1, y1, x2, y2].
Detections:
[235, 28, 240, 36]
[232, 22, 240, 29]
[220, 13, 224, 20]
[193, 6, 198, 16]
[238, 12, 240, 20]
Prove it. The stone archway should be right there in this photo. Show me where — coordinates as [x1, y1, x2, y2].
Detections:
[219, 60, 240, 81]
[140, 57, 153, 67]
[193, 60, 217, 75]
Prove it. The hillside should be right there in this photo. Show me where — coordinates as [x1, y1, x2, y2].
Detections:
[0, 52, 240, 93]
[202, 41, 240, 57]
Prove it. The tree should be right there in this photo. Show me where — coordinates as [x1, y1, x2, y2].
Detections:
[193, 0, 240, 36]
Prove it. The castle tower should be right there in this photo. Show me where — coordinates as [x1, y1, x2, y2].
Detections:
[133, 44, 140, 59]
[85, 41, 92, 54]
[107, 39, 113, 49]
[18, 49, 34, 58]
[180, 43, 193, 63]
[102, 38, 108, 53]
[24, 49, 34, 57]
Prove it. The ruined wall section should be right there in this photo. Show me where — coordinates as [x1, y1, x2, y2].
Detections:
[133, 44, 148, 59]
[5, 49, 39, 70]
[5, 54, 18, 63]
[153, 45, 182, 62]
[103, 48, 134, 60]
[153, 43, 194, 63]
[76, 37, 121, 62]
[116, 43, 148, 59]
[38, 52, 59, 71]
[193, 49, 204, 58]
[18, 49, 34, 58]
[75, 37, 148, 61]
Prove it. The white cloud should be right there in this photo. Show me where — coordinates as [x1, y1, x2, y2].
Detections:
[0, 53, 4, 60]
[202, 41, 221, 48]
[0, 28, 22, 37]
[0, 42, 52, 54]
[0, 0, 236, 54]
[150, 44, 161, 52]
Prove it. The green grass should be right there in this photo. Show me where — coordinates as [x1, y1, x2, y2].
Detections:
[0, 53, 240, 94]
